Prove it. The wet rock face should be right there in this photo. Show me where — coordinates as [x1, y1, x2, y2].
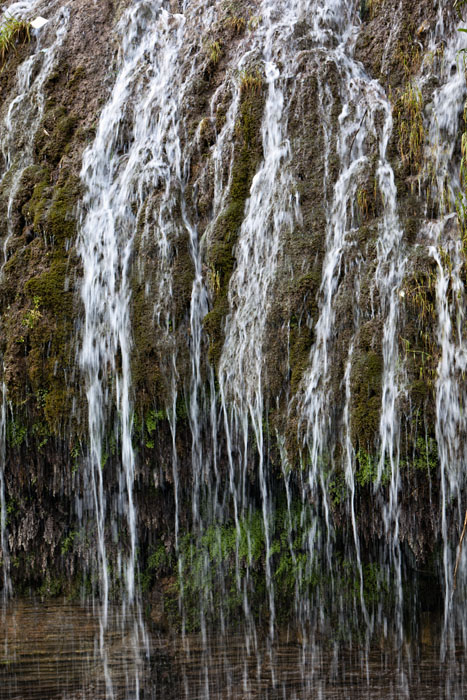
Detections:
[0, 0, 117, 431]
[0, 0, 125, 589]
[0, 0, 464, 616]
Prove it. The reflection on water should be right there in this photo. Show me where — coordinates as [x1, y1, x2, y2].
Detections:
[0, 600, 148, 699]
[0, 600, 465, 699]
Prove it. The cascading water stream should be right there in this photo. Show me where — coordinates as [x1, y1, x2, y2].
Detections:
[0, 0, 69, 247]
[79, 0, 183, 688]
[420, 4, 467, 674]
[217, 0, 307, 644]
[158, 1, 308, 665]
[373, 92, 407, 659]
[78, 0, 222, 694]
[0, 1, 69, 602]
[294, 1, 406, 647]
[0, 2, 69, 181]
[430, 236, 466, 625]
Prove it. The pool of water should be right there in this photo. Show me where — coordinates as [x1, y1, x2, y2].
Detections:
[0, 600, 465, 699]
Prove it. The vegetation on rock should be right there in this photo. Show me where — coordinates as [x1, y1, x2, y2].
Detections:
[0, 15, 30, 69]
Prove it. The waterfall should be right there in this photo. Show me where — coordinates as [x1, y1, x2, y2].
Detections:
[0, 1, 69, 601]
[77, 0, 198, 692]
[373, 66, 406, 655]
[423, 3, 467, 678]
[1, 0, 467, 697]
[0, 1, 69, 258]
[296, 0, 406, 643]
[217, 0, 301, 639]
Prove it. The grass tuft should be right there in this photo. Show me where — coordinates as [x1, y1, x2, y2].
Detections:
[224, 14, 246, 34]
[238, 67, 263, 95]
[0, 15, 31, 69]
[206, 40, 222, 66]
[392, 82, 424, 173]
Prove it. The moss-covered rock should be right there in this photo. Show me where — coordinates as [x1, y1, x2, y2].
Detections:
[350, 325, 383, 451]
[35, 106, 79, 166]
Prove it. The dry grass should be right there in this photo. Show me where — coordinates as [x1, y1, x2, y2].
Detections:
[239, 67, 262, 95]
[392, 82, 424, 172]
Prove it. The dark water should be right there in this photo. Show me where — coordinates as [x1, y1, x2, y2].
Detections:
[0, 600, 464, 699]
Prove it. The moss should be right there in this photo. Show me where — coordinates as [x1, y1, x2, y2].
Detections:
[361, 562, 389, 605]
[60, 530, 78, 556]
[391, 82, 424, 175]
[409, 378, 430, 405]
[14, 171, 81, 434]
[21, 167, 51, 230]
[21, 169, 80, 245]
[155, 499, 398, 633]
[202, 290, 229, 366]
[130, 193, 195, 411]
[146, 408, 166, 432]
[353, 437, 434, 489]
[176, 395, 188, 421]
[400, 435, 438, 474]
[134, 408, 168, 449]
[289, 325, 313, 395]
[25, 260, 72, 316]
[131, 281, 165, 412]
[287, 269, 320, 394]
[42, 58, 73, 94]
[24, 296, 75, 432]
[35, 106, 79, 166]
[67, 65, 85, 89]
[165, 501, 317, 630]
[355, 448, 379, 486]
[401, 264, 438, 399]
[171, 237, 195, 324]
[38, 574, 63, 598]
[359, 0, 372, 22]
[42, 386, 71, 433]
[354, 1, 430, 88]
[140, 542, 173, 592]
[6, 418, 27, 448]
[204, 88, 265, 365]
[350, 349, 383, 450]
[31, 420, 50, 449]
[45, 173, 81, 242]
[404, 215, 419, 245]
[329, 468, 347, 505]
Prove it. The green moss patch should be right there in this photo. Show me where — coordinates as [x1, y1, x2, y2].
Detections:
[35, 106, 79, 166]
[2, 169, 82, 435]
[350, 345, 383, 451]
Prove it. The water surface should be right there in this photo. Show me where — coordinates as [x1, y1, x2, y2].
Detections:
[0, 599, 464, 699]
